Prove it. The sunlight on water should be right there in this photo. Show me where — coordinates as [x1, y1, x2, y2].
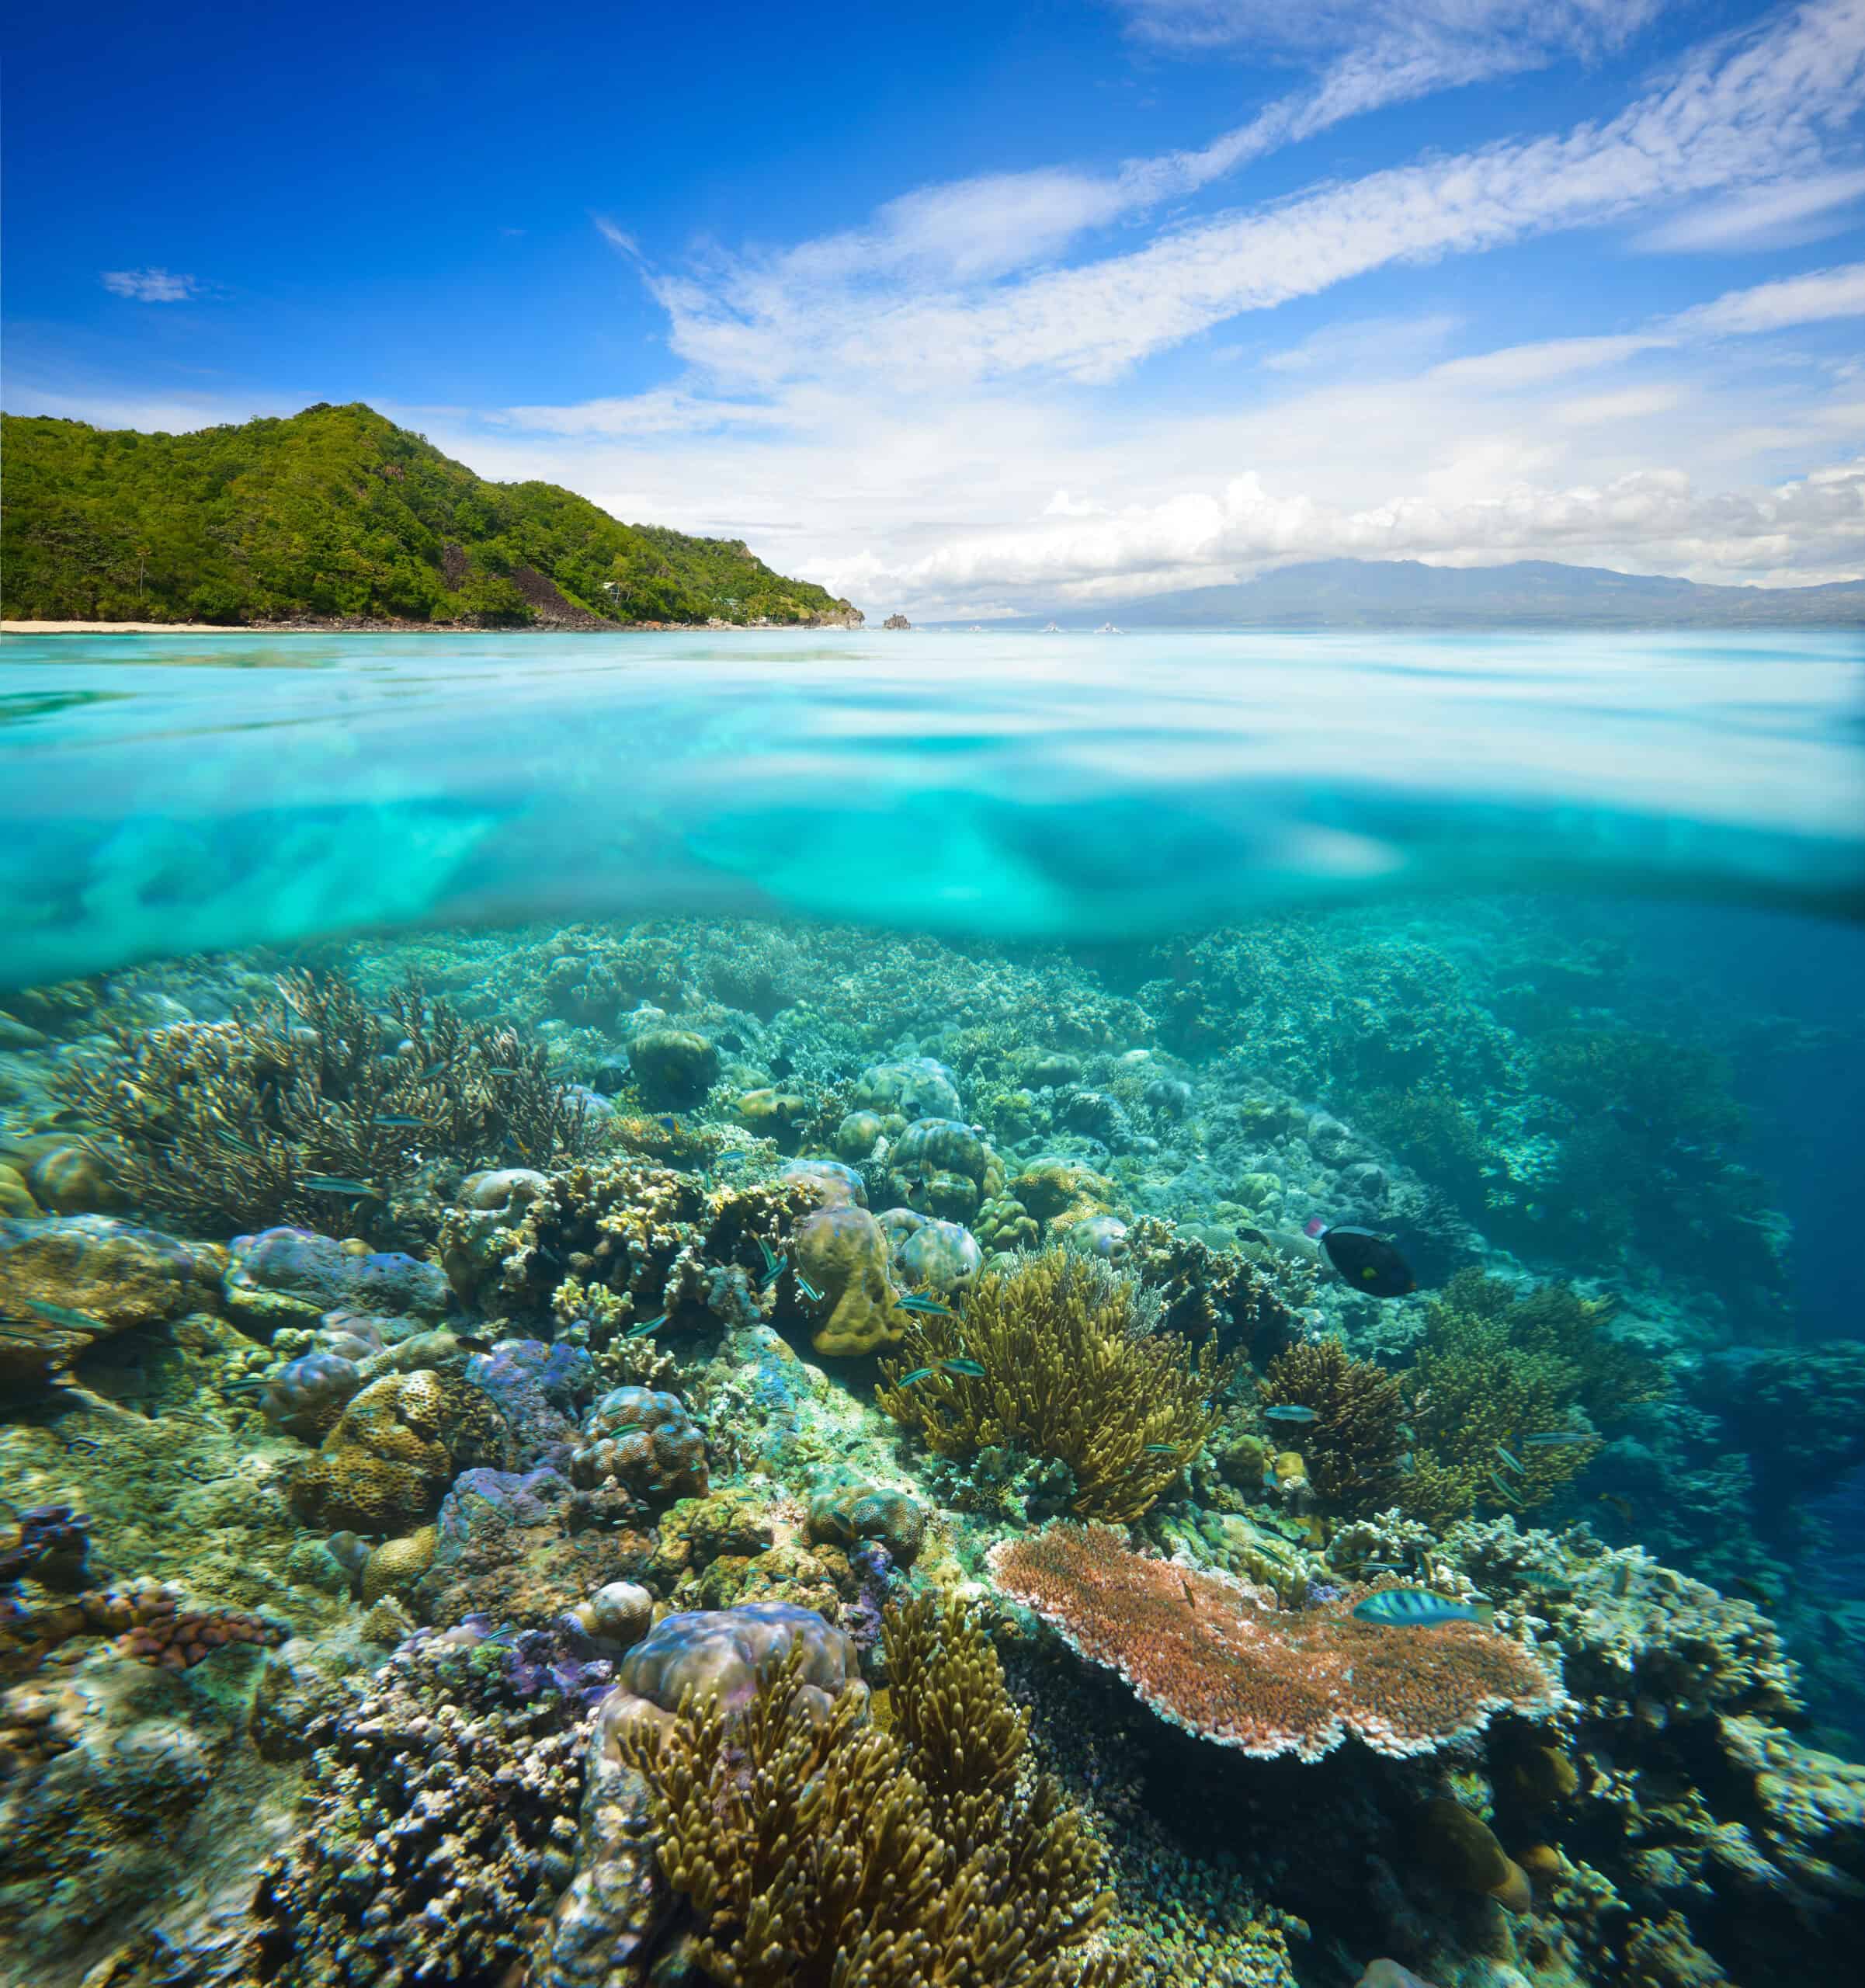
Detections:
[2, 627, 1862, 985]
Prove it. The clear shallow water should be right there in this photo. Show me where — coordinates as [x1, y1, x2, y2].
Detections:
[2, 627, 1861, 988]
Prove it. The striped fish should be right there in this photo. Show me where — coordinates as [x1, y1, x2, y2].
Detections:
[1351, 1587, 1478, 1628]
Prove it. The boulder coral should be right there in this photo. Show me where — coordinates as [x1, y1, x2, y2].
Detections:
[568, 1385, 708, 1505]
[290, 1368, 509, 1534]
[794, 1201, 902, 1357]
[989, 1524, 1561, 1761]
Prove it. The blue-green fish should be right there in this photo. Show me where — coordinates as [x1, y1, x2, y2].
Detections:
[371, 1114, 425, 1128]
[627, 1313, 667, 1339]
[894, 1293, 953, 1316]
[485, 1065, 523, 1077]
[1143, 1444, 1179, 1455]
[1495, 1443, 1525, 1475]
[939, 1357, 985, 1378]
[795, 1277, 825, 1304]
[25, 1298, 106, 1331]
[757, 1237, 783, 1274]
[1352, 1587, 1478, 1628]
[415, 1061, 450, 1081]
[897, 1368, 937, 1387]
[303, 1176, 377, 1197]
[759, 1256, 787, 1291]
[1523, 1431, 1596, 1448]
[1263, 1404, 1318, 1423]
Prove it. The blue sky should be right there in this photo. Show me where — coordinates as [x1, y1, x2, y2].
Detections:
[6, 0, 1864, 613]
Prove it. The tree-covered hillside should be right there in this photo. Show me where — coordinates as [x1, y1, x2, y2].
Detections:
[0, 403, 861, 627]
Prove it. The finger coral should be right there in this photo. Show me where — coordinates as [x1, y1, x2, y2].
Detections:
[57, 968, 596, 1238]
[610, 1594, 1122, 1987]
[989, 1524, 1561, 1761]
[1260, 1337, 1407, 1520]
[878, 1250, 1238, 1524]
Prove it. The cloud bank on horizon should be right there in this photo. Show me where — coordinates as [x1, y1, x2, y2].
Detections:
[7, 0, 1865, 614]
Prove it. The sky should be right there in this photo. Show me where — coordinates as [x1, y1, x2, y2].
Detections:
[5, 0, 1865, 617]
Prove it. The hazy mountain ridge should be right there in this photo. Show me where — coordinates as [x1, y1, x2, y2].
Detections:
[950, 559, 1865, 629]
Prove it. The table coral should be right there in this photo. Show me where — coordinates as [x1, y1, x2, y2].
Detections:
[989, 1524, 1561, 1761]
[878, 1249, 1236, 1524]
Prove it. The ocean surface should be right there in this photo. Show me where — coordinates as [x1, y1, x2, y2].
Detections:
[3, 624, 1864, 1988]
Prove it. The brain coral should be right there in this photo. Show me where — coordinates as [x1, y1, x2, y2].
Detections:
[794, 1202, 901, 1357]
[989, 1524, 1561, 1761]
[568, 1385, 708, 1504]
[291, 1370, 509, 1533]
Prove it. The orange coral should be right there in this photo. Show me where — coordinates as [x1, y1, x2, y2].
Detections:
[989, 1524, 1561, 1762]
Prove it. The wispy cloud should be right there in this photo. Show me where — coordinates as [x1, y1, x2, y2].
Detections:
[100, 268, 199, 303]
[1671, 259, 1865, 334]
[1636, 169, 1865, 252]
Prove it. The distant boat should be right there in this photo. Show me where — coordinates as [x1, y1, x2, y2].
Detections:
[1041, 621, 1062, 633]
[968, 624, 985, 633]
[1095, 622, 1123, 634]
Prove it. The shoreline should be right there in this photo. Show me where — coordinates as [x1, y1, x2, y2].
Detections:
[2, 617, 863, 635]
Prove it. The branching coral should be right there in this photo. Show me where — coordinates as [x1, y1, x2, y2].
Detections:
[989, 1524, 1561, 1761]
[57, 968, 595, 1237]
[440, 1152, 820, 1344]
[877, 1251, 1238, 1524]
[1123, 1215, 1311, 1356]
[1259, 1338, 1406, 1520]
[1395, 1270, 1658, 1526]
[612, 1594, 1122, 1988]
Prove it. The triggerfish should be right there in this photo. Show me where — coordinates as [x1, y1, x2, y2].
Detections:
[1304, 1218, 1417, 1296]
[1352, 1587, 1478, 1628]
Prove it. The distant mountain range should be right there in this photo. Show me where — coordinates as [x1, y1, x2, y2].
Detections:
[953, 559, 1865, 630]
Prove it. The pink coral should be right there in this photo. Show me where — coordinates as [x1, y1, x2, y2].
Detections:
[988, 1524, 1561, 1762]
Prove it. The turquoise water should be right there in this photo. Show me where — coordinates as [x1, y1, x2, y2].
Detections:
[5, 625, 1865, 1987]
[2, 628, 1861, 988]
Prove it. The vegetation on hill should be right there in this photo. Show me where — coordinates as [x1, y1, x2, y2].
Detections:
[0, 402, 860, 628]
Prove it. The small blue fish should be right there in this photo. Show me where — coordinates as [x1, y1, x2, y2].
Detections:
[939, 1357, 986, 1378]
[894, 1293, 953, 1317]
[1143, 1444, 1179, 1456]
[26, 1298, 106, 1331]
[897, 1368, 936, 1387]
[485, 1065, 523, 1077]
[1523, 1431, 1596, 1448]
[304, 1176, 378, 1197]
[504, 1133, 531, 1159]
[1495, 1444, 1525, 1475]
[626, 1313, 667, 1340]
[1352, 1587, 1478, 1628]
[371, 1114, 425, 1129]
[1263, 1404, 1318, 1424]
[759, 1256, 787, 1291]
[795, 1277, 825, 1304]
[757, 1237, 783, 1275]
[415, 1061, 450, 1081]
[655, 1114, 679, 1134]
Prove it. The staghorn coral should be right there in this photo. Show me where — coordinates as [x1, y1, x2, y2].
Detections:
[1260, 1338, 1407, 1520]
[610, 1594, 1122, 1988]
[878, 1250, 1238, 1524]
[56, 968, 595, 1239]
[989, 1524, 1561, 1761]
[290, 1368, 509, 1534]
[1398, 1273, 1633, 1527]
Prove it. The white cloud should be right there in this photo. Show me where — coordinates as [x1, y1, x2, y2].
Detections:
[100, 268, 198, 303]
[1669, 259, 1865, 334]
[1634, 168, 1865, 251]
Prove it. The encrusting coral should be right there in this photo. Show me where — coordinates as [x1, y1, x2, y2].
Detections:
[1259, 1337, 1407, 1520]
[990, 1523, 1561, 1760]
[290, 1368, 510, 1534]
[610, 1592, 1124, 1987]
[877, 1250, 1238, 1524]
[56, 968, 596, 1238]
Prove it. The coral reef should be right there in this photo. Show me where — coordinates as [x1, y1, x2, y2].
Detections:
[1259, 1337, 1407, 1520]
[568, 1385, 710, 1506]
[990, 1524, 1561, 1760]
[291, 1368, 510, 1533]
[795, 1200, 903, 1355]
[879, 1250, 1238, 1523]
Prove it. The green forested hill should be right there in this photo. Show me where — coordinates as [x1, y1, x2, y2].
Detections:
[0, 402, 860, 627]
